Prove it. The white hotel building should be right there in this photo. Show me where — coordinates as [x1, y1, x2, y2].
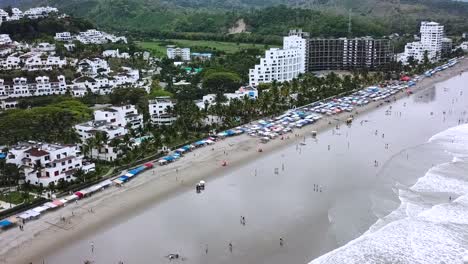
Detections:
[75, 105, 143, 161]
[400, 21, 445, 64]
[249, 34, 306, 86]
[7, 142, 95, 186]
[149, 97, 177, 126]
[167, 46, 191, 61]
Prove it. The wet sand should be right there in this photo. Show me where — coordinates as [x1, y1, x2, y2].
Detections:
[1, 58, 468, 264]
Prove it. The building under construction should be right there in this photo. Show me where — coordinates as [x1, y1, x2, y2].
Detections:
[307, 37, 394, 71]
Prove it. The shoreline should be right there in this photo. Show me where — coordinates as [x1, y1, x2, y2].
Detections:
[2, 58, 468, 264]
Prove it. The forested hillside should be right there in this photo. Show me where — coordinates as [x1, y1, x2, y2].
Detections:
[3, 0, 468, 38]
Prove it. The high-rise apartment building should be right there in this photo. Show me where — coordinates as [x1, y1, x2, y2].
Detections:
[308, 38, 393, 71]
[400, 21, 445, 63]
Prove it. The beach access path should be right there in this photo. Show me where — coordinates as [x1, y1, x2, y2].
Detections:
[2, 57, 468, 264]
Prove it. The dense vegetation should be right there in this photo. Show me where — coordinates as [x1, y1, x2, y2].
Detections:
[0, 100, 91, 145]
[6, 0, 468, 40]
[0, 15, 93, 41]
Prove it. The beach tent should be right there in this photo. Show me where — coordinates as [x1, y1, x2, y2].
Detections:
[195, 140, 206, 146]
[158, 159, 168, 165]
[0, 219, 13, 228]
[87, 185, 102, 193]
[182, 145, 191, 151]
[100, 179, 113, 188]
[44, 202, 58, 209]
[400, 76, 411, 81]
[118, 176, 129, 182]
[175, 148, 186, 154]
[144, 162, 154, 168]
[52, 200, 64, 207]
[32, 206, 49, 213]
[65, 194, 80, 202]
[113, 178, 124, 185]
[74, 191, 84, 199]
[18, 210, 40, 220]
[164, 156, 175, 162]
[205, 139, 215, 145]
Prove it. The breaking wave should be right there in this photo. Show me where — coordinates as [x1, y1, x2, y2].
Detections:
[310, 124, 468, 264]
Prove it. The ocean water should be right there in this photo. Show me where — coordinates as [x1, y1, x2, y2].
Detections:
[37, 73, 468, 264]
[311, 124, 468, 264]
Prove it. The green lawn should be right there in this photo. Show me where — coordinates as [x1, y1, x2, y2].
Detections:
[0, 191, 33, 205]
[137, 39, 278, 57]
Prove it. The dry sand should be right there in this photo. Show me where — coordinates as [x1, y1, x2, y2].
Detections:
[1, 58, 468, 264]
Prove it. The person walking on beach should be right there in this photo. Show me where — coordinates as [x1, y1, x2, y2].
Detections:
[229, 242, 233, 253]
[205, 244, 208, 254]
[91, 242, 94, 253]
[280, 237, 284, 247]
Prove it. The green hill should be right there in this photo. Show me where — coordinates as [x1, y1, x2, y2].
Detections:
[3, 0, 468, 37]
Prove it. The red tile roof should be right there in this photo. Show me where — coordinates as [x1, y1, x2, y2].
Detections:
[25, 148, 49, 157]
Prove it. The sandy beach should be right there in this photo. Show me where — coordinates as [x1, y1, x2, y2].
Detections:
[1, 58, 468, 264]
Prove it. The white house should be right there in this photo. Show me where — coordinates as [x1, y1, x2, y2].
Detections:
[459, 42, 468, 51]
[0, 56, 21, 70]
[197, 86, 258, 109]
[167, 46, 190, 61]
[54, 32, 72, 42]
[249, 34, 306, 86]
[77, 58, 110, 76]
[75, 120, 126, 162]
[0, 75, 67, 99]
[23, 6, 58, 19]
[400, 21, 444, 64]
[0, 99, 18, 110]
[0, 34, 12, 45]
[7, 8, 23, 21]
[94, 105, 144, 130]
[32, 43, 56, 53]
[6, 142, 95, 186]
[76, 29, 127, 45]
[0, 46, 15, 57]
[74, 105, 143, 161]
[103, 49, 130, 59]
[0, 9, 8, 24]
[24, 54, 66, 71]
[149, 97, 177, 126]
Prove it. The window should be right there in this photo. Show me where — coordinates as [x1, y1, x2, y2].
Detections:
[54, 171, 59, 176]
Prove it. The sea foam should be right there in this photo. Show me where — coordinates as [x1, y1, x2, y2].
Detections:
[310, 124, 468, 264]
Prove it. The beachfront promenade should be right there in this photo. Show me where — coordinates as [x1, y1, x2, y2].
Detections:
[0, 57, 467, 263]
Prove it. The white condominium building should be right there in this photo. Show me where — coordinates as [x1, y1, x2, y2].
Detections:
[249, 34, 306, 86]
[94, 105, 144, 130]
[400, 21, 444, 64]
[0, 75, 67, 99]
[24, 55, 66, 71]
[149, 97, 177, 126]
[0, 9, 8, 23]
[0, 34, 12, 45]
[6, 142, 95, 186]
[167, 46, 190, 61]
[54, 32, 72, 42]
[0, 56, 21, 70]
[75, 105, 143, 161]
